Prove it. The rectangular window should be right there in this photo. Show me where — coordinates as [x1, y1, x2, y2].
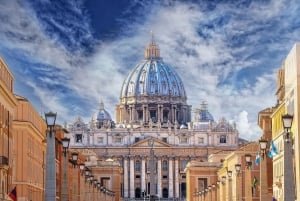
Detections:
[97, 137, 104, 144]
[162, 137, 167, 143]
[198, 178, 207, 191]
[135, 137, 140, 143]
[113, 137, 122, 143]
[198, 137, 204, 144]
[180, 137, 188, 144]
[75, 134, 82, 143]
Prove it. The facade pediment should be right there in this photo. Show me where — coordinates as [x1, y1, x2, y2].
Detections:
[131, 138, 172, 148]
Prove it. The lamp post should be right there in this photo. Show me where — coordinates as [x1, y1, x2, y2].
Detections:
[221, 176, 226, 201]
[244, 154, 252, 201]
[235, 164, 241, 201]
[45, 112, 57, 201]
[282, 114, 295, 201]
[71, 152, 79, 201]
[227, 171, 232, 201]
[148, 138, 155, 201]
[258, 139, 270, 201]
[211, 184, 216, 201]
[216, 181, 220, 201]
[61, 137, 70, 201]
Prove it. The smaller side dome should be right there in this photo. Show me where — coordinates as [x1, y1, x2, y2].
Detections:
[92, 101, 113, 129]
[197, 101, 214, 122]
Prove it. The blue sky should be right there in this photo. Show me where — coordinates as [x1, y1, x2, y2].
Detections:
[0, 0, 299, 140]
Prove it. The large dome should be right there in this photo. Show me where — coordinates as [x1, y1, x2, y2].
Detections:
[120, 38, 186, 104]
[116, 36, 191, 125]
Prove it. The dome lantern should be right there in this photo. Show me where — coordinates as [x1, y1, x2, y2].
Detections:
[144, 32, 160, 59]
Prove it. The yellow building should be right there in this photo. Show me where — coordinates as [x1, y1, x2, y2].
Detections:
[0, 57, 18, 201]
[13, 95, 47, 201]
[269, 43, 300, 201]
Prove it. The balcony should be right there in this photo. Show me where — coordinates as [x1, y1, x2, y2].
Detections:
[0, 156, 9, 166]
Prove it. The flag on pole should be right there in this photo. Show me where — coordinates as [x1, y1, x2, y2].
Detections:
[255, 152, 260, 165]
[252, 176, 258, 188]
[8, 186, 17, 201]
[268, 140, 278, 158]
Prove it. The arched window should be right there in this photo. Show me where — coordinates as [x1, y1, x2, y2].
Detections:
[220, 135, 227, 143]
[135, 160, 141, 172]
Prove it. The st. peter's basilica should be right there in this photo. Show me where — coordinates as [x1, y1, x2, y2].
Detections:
[67, 37, 239, 200]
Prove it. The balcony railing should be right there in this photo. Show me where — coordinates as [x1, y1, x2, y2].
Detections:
[0, 156, 9, 166]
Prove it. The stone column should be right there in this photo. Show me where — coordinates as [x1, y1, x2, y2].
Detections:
[132, 105, 136, 122]
[142, 157, 146, 194]
[260, 155, 271, 201]
[245, 168, 252, 201]
[130, 157, 135, 198]
[284, 140, 295, 201]
[236, 173, 242, 201]
[168, 158, 174, 198]
[123, 158, 128, 198]
[175, 159, 179, 198]
[61, 152, 69, 201]
[157, 158, 162, 197]
[45, 129, 56, 201]
[129, 106, 133, 122]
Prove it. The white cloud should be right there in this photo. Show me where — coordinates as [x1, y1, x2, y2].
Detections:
[0, 0, 299, 140]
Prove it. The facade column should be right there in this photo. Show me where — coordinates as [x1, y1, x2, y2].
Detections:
[123, 158, 128, 198]
[141, 157, 146, 195]
[175, 159, 179, 198]
[171, 105, 175, 123]
[168, 158, 174, 198]
[245, 168, 252, 201]
[132, 105, 136, 122]
[157, 158, 162, 198]
[129, 106, 133, 122]
[130, 157, 135, 198]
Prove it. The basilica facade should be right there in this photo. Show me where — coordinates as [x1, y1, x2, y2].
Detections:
[67, 38, 239, 200]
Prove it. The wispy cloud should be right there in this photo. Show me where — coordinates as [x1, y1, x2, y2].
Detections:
[0, 0, 299, 140]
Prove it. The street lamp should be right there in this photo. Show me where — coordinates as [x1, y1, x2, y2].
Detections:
[282, 113, 293, 143]
[282, 113, 295, 201]
[61, 137, 70, 156]
[72, 152, 79, 167]
[259, 139, 268, 158]
[245, 154, 252, 169]
[221, 176, 226, 184]
[235, 164, 241, 175]
[45, 112, 57, 201]
[227, 171, 232, 179]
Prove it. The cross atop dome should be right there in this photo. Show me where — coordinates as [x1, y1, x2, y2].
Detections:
[144, 31, 161, 59]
